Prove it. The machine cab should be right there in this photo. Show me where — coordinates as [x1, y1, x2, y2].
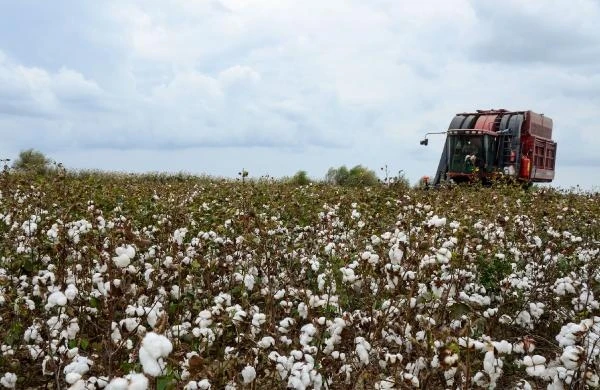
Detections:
[445, 129, 498, 182]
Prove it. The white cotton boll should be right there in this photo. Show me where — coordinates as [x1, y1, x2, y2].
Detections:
[139, 347, 162, 377]
[244, 274, 255, 291]
[106, 377, 128, 390]
[139, 332, 173, 377]
[483, 350, 503, 375]
[112, 254, 130, 268]
[324, 242, 335, 254]
[120, 318, 139, 332]
[355, 338, 371, 365]
[472, 372, 487, 387]
[65, 372, 81, 384]
[252, 313, 266, 328]
[300, 324, 317, 346]
[195, 379, 211, 389]
[340, 267, 357, 283]
[127, 373, 149, 390]
[63, 356, 92, 376]
[258, 336, 275, 349]
[532, 355, 546, 366]
[291, 350, 303, 360]
[22, 220, 38, 236]
[125, 245, 135, 259]
[516, 310, 532, 329]
[427, 215, 446, 228]
[493, 340, 512, 354]
[443, 354, 459, 366]
[170, 285, 181, 300]
[298, 303, 308, 319]
[241, 365, 256, 384]
[65, 284, 78, 301]
[274, 289, 285, 300]
[368, 253, 380, 265]
[526, 364, 545, 377]
[529, 302, 545, 319]
[232, 310, 246, 323]
[403, 373, 419, 387]
[388, 246, 404, 264]
[45, 291, 68, 310]
[375, 377, 396, 390]
[142, 332, 173, 359]
[68, 379, 86, 390]
[0, 372, 17, 389]
[560, 346, 582, 370]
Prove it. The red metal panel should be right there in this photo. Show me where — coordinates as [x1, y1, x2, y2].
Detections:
[531, 168, 555, 182]
[473, 114, 498, 131]
[525, 112, 553, 139]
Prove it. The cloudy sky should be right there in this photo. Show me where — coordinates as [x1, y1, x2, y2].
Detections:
[1, 0, 599, 188]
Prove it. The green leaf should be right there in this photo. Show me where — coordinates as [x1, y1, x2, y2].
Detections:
[156, 375, 176, 390]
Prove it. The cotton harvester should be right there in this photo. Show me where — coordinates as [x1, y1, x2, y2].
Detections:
[420, 109, 557, 185]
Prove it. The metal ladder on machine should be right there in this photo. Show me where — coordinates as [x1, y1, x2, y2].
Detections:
[500, 132, 514, 173]
[491, 116, 508, 170]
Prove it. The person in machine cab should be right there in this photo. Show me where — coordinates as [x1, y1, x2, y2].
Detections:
[463, 138, 483, 173]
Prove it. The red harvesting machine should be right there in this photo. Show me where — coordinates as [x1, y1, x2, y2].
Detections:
[420, 109, 557, 186]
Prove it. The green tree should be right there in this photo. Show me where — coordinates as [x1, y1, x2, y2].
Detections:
[289, 170, 312, 185]
[325, 165, 379, 187]
[12, 149, 51, 174]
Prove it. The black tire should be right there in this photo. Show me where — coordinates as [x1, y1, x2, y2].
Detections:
[507, 114, 524, 171]
[499, 114, 512, 133]
[448, 115, 466, 130]
[507, 114, 523, 137]
[461, 115, 477, 129]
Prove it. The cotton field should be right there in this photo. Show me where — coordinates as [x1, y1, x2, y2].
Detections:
[0, 173, 599, 389]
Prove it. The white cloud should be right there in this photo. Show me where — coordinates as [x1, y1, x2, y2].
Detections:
[0, 51, 105, 117]
[219, 65, 260, 87]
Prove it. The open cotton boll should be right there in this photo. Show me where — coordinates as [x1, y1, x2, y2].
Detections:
[115, 245, 136, 259]
[355, 337, 371, 365]
[65, 372, 81, 385]
[139, 347, 163, 377]
[258, 336, 275, 349]
[241, 365, 256, 384]
[197, 379, 211, 389]
[388, 245, 404, 265]
[139, 332, 173, 377]
[106, 377, 129, 390]
[68, 379, 87, 390]
[0, 372, 17, 389]
[65, 284, 78, 301]
[63, 355, 92, 377]
[45, 291, 67, 310]
[126, 373, 149, 390]
[427, 215, 446, 228]
[113, 245, 135, 268]
[112, 254, 131, 268]
[244, 274, 255, 291]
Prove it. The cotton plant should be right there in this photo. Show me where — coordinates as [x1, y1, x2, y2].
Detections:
[2, 175, 600, 388]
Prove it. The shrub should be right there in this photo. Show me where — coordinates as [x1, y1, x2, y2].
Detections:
[325, 165, 379, 187]
[289, 170, 311, 186]
[12, 149, 51, 174]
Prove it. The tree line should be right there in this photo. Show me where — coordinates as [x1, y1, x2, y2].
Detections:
[6, 149, 410, 188]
